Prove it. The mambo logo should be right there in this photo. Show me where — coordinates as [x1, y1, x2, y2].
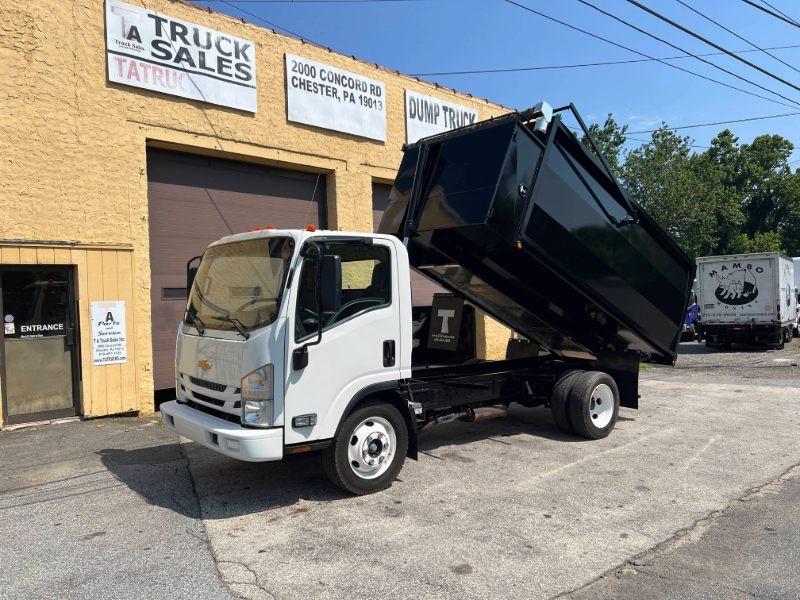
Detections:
[708, 263, 764, 305]
[109, 4, 253, 84]
[408, 96, 477, 129]
[20, 324, 64, 333]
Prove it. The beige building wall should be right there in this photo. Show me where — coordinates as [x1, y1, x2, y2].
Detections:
[0, 0, 511, 422]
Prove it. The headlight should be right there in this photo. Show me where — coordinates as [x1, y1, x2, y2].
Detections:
[241, 365, 273, 427]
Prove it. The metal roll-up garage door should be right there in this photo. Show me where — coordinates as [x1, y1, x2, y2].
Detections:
[147, 148, 326, 390]
[372, 182, 444, 306]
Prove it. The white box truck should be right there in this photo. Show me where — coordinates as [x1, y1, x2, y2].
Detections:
[160, 104, 695, 495]
[697, 252, 796, 348]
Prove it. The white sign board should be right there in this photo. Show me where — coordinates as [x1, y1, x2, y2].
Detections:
[285, 54, 386, 141]
[91, 301, 127, 366]
[105, 0, 257, 112]
[405, 90, 479, 144]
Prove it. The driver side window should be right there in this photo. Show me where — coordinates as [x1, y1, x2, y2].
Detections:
[295, 243, 392, 341]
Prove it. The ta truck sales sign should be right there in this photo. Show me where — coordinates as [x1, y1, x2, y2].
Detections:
[105, 0, 257, 112]
[286, 54, 386, 141]
[405, 90, 479, 144]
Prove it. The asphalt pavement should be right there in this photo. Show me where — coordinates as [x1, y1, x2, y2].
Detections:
[0, 338, 799, 599]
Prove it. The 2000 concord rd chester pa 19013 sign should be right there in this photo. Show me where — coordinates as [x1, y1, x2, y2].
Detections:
[105, 0, 257, 112]
[285, 53, 386, 141]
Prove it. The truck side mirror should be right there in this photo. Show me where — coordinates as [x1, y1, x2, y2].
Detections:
[320, 255, 342, 313]
[187, 255, 202, 295]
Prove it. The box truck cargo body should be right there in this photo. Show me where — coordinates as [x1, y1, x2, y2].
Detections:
[697, 253, 796, 347]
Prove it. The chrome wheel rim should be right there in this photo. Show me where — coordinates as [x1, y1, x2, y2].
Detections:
[347, 416, 396, 480]
[589, 384, 614, 429]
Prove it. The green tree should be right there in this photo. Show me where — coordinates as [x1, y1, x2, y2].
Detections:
[705, 130, 800, 255]
[580, 114, 628, 178]
[620, 126, 742, 259]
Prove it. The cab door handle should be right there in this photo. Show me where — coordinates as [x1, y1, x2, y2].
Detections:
[383, 340, 395, 367]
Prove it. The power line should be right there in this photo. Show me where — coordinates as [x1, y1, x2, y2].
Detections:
[623, 0, 800, 100]
[757, 0, 800, 26]
[503, 1, 800, 110]
[409, 43, 800, 76]
[674, 0, 800, 75]
[627, 111, 800, 134]
[220, 1, 321, 43]
[576, 0, 800, 109]
[741, 0, 800, 28]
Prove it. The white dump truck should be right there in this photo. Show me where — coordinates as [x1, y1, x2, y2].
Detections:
[161, 104, 695, 495]
[697, 252, 796, 348]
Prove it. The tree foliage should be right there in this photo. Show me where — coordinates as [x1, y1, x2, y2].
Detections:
[589, 115, 800, 258]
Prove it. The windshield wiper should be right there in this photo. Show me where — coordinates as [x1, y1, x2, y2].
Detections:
[210, 314, 250, 339]
[186, 312, 205, 336]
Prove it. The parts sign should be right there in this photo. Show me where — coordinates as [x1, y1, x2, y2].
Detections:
[105, 0, 257, 112]
[91, 301, 127, 366]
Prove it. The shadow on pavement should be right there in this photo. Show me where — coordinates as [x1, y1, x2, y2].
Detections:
[97, 405, 599, 519]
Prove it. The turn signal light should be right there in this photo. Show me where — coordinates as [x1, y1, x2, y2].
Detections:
[306, 224, 316, 232]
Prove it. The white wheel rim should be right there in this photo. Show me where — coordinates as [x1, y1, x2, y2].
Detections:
[347, 416, 396, 480]
[589, 384, 614, 429]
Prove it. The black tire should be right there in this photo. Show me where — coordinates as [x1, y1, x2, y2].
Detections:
[550, 370, 583, 435]
[567, 371, 620, 440]
[321, 400, 408, 496]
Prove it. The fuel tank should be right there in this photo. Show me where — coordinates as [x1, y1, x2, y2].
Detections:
[378, 110, 696, 364]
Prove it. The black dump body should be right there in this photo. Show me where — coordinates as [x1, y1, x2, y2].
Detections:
[378, 108, 696, 365]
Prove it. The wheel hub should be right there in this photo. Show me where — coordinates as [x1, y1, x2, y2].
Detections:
[347, 416, 396, 479]
[588, 383, 614, 429]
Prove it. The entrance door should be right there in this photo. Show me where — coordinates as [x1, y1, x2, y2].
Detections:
[1, 267, 79, 425]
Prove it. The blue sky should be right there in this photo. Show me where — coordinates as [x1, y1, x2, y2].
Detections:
[194, 0, 800, 162]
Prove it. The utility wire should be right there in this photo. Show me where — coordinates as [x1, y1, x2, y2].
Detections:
[220, 1, 322, 44]
[758, 0, 800, 26]
[576, 0, 800, 108]
[674, 0, 800, 75]
[741, 0, 800, 28]
[503, 1, 799, 110]
[624, 0, 800, 98]
[409, 43, 800, 76]
[627, 111, 800, 133]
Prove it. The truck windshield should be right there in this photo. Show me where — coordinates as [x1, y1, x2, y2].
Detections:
[185, 237, 295, 332]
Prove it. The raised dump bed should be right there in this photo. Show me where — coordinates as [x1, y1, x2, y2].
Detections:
[378, 104, 695, 365]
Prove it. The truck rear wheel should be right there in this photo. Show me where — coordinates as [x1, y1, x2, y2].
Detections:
[567, 372, 620, 439]
[322, 400, 408, 496]
[550, 370, 583, 435]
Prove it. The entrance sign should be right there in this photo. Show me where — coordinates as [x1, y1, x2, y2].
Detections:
[105, 0, 257, 112]
[427, 295, 465, 351]
[405, 90, 479, 144]
[285, 54, 386, 141]
[91, 301, 128, 366]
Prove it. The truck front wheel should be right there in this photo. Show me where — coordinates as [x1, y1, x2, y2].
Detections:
[322, 400, 408, 495]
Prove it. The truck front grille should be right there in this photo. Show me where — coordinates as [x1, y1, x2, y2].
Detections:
[192, 390, 241, 409]
[189, 376, 227, 393]
[185, 399, 241, 425]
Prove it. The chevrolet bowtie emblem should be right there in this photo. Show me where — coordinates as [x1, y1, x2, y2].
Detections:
[198, 360, 212, 370]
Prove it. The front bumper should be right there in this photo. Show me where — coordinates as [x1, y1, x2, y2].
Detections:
[160, 400, 283, 462]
